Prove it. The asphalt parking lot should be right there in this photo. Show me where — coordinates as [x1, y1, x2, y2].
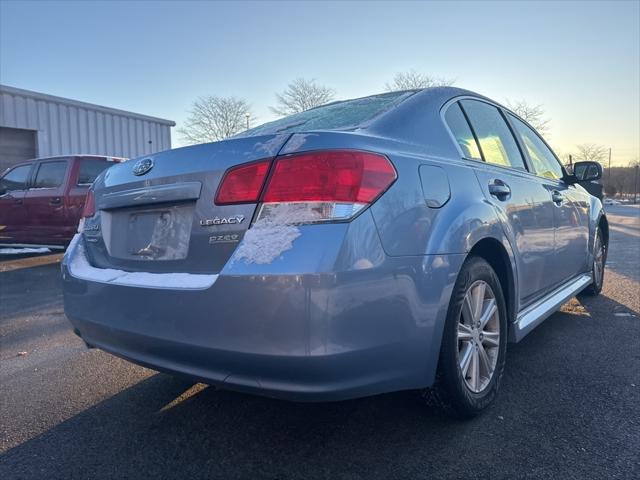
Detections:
[1, 205, 639, 479]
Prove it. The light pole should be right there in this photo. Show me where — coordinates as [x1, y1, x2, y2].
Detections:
[245, 113, 250, 130]
[634, 165, 639, 204]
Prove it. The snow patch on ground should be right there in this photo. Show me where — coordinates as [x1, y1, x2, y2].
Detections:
[0, 247, 51, 255]
[231, 204, 313, 265]
[66, 234, 217, 290]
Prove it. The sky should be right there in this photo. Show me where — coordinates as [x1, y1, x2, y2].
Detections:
[1, 0, 638, 165]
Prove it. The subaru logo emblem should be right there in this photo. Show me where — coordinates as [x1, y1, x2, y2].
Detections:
[133, 158, 154, 176]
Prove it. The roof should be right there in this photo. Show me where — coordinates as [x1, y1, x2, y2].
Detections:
[0, 84, 176, 127]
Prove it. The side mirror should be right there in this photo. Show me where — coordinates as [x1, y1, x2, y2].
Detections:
[572, 161, 603, 182]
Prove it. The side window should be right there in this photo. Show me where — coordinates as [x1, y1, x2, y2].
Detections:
[508, 114, 563, 180]
[444, 102, 481, 160]
[33, 161, 68, 188]
[460, 100, 526, 170]
[77, 160, 110, 185]
[0, 165, 31, 192]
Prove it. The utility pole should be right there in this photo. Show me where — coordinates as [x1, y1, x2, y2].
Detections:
[608, 148, 612, 180]
[245, 113, 250, 130]
[633, 165, 640, 205]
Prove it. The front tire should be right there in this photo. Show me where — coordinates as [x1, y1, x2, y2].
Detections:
[581, 227, 606, 296]
[426, 256, 508, 417]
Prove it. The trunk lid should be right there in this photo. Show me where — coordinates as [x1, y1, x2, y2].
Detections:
[83, 134, 290, 274]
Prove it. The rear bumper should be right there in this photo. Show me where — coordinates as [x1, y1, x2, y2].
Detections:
[63, 226, 464, 401]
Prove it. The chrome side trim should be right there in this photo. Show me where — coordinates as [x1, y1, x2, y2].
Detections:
[510, 273, 592, 342]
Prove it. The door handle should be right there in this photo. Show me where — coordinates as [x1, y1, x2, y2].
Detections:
[50, 197, 62, 205]
[488, 180, 511, 200]
[551, 190, 564, 205]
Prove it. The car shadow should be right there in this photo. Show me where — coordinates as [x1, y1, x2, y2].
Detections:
[2, 289, 638, 479]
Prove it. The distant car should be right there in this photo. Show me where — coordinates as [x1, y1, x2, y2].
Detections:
[0, 155, 124, 248]
[603, 198, 621, 205]
[62, 88, 608, 416]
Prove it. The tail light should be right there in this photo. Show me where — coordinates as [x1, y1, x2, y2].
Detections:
[215, 160, 271, 205]
[82, 189, 96, 218]
[78, 189, 96, 233]
[215, 150, 396, 224]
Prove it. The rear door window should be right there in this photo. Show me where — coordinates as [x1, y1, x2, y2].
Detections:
[33, 161, 68, 188]
[77, 159, 110, 185]
[0, 164, 32, 192]
[508, 114, 564, 180]
[444, 102, 482, 160]
[460, 100, 526, 170]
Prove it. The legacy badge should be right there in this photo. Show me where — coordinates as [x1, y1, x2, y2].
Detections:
[200, 215, 245, 227]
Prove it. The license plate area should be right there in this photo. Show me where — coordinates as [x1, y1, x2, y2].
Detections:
[107, 204, 193, 261]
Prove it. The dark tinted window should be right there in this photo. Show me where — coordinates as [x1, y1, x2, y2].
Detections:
[444, 102, 481, 160]
[237, 91, 414, 137]
[460, 100, 525, 170]
[33, 161, 67, 188]
[508, 114, 563, 180]
[77, 159, 110, 185]
[0, 164, 31, 192]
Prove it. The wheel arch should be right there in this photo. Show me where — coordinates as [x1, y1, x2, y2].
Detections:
[467, 237, 517, 325]
[598, 213, 609, 248]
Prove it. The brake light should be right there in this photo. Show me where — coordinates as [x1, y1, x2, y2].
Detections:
[82, 189, 96, 218]
[215, 160, 271, 205]
[259, 150, 396, 223]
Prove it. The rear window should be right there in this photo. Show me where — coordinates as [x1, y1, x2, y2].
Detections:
[238, 91, 415, 137]
[33, 161, 68, 188]
[460, 100, 526, 170]
[77, 159, 110, 185]
[445, 102, 481, 160]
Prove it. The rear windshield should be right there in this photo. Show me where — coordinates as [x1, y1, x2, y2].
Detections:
[238, 91, 415, 137]
[77, 159, 111, 185]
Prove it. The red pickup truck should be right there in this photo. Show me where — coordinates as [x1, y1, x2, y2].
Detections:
[0, 155, 123, 248]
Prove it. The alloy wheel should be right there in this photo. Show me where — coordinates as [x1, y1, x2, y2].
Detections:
[457, 280, 500, 393]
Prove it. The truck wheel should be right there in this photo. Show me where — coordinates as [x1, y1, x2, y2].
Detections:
[581, 227, 606, 296]
[425, 256, 508, 417]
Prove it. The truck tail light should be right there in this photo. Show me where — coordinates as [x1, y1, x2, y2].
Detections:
[82, 189, 96, 218]
[77, 189, 96, 233]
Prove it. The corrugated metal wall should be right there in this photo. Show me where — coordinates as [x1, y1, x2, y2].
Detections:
[0, 85, 175, 160]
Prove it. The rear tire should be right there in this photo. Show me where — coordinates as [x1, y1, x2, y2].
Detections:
[424, 256, 508, 417]
[581, 227, 606, 297]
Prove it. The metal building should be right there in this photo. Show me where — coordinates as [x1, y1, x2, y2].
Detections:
[0, 84, 175, 172]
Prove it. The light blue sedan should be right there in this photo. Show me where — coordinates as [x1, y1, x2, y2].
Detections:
[63, 87, 607, 416]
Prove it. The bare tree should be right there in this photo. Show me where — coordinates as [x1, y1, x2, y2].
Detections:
[179, 96, 252, 145]
[575, 143, 608, 162]
[271, 78, 335, 116]
[384, 70, 454, 92]
[507, 100, 551, 135]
